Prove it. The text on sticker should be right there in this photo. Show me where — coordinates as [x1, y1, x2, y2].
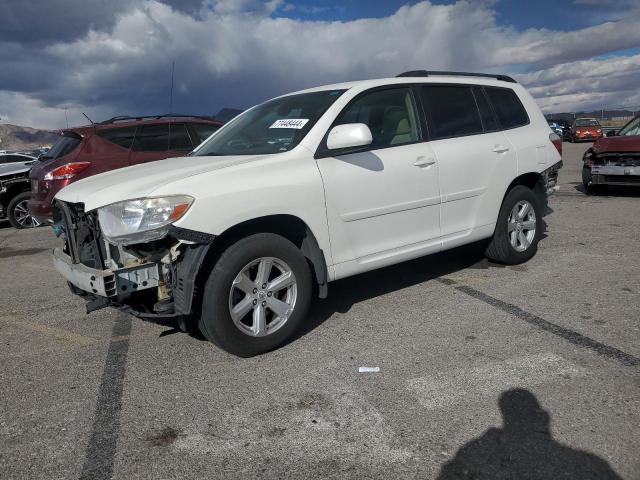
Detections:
[270, 119, 309, 129]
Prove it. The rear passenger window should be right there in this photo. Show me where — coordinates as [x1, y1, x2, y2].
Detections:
[419, 86, 483, 139]
[334, 87, 420, 149]
[132, 125, 169, 152]
[472, 87, 499, 132]
[484, 87, 529, 129]
[98, 127, 137, 149]
[168, 124, 193, 151]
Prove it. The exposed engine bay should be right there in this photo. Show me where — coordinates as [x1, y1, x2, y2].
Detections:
[52, 200, 214, 320]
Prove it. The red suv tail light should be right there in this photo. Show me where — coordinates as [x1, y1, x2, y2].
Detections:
[43, 162, 91, 180]
[549, 132, 562, 156]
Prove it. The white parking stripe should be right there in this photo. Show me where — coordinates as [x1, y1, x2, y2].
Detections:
[407, 353, 588, 410]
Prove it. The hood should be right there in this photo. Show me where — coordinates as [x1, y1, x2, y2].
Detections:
[0, 162, 33, 177]
[573, 125, 600, 131]
[593, 135, 640, 154]
[55, 154, 267, 211]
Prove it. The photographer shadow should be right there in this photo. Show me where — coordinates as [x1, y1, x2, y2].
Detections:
[438, 388, 623, 480]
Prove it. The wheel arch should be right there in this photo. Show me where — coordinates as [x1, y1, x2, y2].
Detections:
[198, 214, 329, 300]
[505, 171, 545, 206]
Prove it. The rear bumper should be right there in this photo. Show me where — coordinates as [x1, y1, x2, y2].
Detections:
[53, 248, 160, 297]
[28, 178, 70, 223]
[591, 164, 640, 187]
[27, 198, 53, 223]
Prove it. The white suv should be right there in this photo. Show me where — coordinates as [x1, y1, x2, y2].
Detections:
[52, 71, 562, 356]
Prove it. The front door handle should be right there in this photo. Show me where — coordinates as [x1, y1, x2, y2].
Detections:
[492, 145, 510, 154]
[414, 157, 436, 167]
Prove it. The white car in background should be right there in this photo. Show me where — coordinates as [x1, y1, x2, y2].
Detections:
[51, 71, 562, 356]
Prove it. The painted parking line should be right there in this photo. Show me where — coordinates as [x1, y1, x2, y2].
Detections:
[408, 353, 587, 410]
[437, 278, 640, 367]
[0, 316, 99, 346]
[79, 313, 132, 480]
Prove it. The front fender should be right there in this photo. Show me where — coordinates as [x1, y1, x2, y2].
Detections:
[152, 151, 333, 270]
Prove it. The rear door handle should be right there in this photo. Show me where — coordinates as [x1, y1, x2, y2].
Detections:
[492, 145, 510, 154]
[414, 157, 436, 167]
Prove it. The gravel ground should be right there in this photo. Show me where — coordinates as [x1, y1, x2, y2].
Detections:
[1, 141, 638, 480]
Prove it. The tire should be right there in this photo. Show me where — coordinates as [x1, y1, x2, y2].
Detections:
[582, 166, 605, 195]
[7, 192, 40, 229]
[198, 233, 312, 357]
[485, 185, 543, 265]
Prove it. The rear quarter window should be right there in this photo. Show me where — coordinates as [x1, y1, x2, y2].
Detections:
[97, 127, 137, 149]
[43, 133, 82, 160]
[484, 87, 529, 130]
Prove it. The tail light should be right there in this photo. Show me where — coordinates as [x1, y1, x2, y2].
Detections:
[549, 132, 562, 156]
[43, 162, 91, 180]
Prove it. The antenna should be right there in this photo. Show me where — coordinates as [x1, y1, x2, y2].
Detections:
[168, 60, 175, 153]
[81, 112, 94, 125]
[64, 108, 69, 129]
[169, 60, 175, 114]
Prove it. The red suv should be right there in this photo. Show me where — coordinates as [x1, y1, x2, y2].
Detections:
[28, 115, 222, 223]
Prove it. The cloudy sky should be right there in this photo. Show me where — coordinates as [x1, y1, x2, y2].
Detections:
[1, 0, 639, 129]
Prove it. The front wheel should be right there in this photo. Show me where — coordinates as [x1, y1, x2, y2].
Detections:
[198, 233, 312, 357]
[7, 192, 41, 229]
[582, 166, 605, 195]
[485, 186, 542, 265]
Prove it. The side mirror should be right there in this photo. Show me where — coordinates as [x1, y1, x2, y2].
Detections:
[606, 130, 617, 137]
[326, 123, 372, 150]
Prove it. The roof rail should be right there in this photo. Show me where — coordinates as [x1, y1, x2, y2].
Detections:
[97, 113, 219, 125]
[396, 70, 517, 83]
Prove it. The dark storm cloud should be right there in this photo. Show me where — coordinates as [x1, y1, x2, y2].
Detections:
[0, 0, 205, 44]
[0, 0, 135, 44]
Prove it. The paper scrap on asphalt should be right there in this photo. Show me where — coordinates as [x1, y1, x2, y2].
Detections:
[359, 367, 380, 373]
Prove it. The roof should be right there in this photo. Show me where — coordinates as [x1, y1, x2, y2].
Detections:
[64, 115, 222, 136]
[286, 73, 519, 97]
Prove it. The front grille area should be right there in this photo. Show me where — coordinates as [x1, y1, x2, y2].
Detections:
[595, 153, 640, 167]
[53, 200, 106, 269]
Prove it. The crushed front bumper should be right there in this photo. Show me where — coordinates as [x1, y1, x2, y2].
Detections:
[591, 164, 640, 187]
[52, 200, 214, 319]
[53, 248, 160, 297]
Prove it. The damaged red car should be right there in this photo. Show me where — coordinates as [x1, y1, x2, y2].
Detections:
[582, 115, 640, 193]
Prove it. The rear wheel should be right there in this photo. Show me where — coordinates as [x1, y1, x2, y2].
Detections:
[7, 192, 41, 229]
[198, 233, 312, 357]
[485, 186, 542, 265]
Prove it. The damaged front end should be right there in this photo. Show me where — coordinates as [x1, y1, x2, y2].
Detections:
[584, 149, 640, 187]
[51, 200, 213, 324]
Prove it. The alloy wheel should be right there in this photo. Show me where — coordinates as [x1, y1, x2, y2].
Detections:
[508, 200, 536, 252]
[228, 257, 297, 337]
[13, 200, 40, 228]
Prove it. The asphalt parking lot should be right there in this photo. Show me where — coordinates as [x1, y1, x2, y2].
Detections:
[1, 142, 639, 479]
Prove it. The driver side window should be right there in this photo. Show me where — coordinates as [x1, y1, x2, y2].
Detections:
[335, 88, 420, 149]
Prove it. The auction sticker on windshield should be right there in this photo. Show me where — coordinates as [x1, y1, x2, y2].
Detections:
[270, 119, 309, 129]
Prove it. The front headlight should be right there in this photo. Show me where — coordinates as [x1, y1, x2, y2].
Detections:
[97, 195, 194, 245]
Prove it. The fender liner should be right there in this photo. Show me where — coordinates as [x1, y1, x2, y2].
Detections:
[301, 227, 328, 298]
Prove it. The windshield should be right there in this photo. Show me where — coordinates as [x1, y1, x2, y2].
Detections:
[42, 132, 81, 160]
[618, 117, 640, 136]
[194, 89, 345, 156]
[574, 119, 600, 127]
